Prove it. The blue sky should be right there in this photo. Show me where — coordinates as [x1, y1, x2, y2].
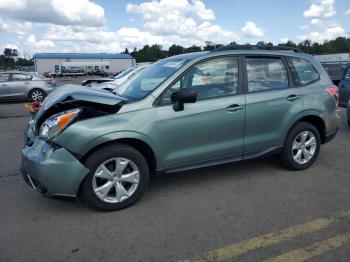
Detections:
[0, 0, 349, 57]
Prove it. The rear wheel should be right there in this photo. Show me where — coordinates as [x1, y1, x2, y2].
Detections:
[81, 144, 149, 211]
[281, 122, 321, 170]
[29, 88, 46, 101]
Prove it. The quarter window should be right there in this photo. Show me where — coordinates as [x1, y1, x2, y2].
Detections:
[246, 57, 289, 93]
[287, 57, 320, 86]
[162, 57, 238, 103]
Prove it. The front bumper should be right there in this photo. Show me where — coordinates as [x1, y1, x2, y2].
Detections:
[20, 137, 89, 197]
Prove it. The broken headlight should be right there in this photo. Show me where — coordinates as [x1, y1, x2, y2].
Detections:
[39, 108, 81, 140]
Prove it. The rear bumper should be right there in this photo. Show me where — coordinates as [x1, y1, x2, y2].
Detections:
[20, 137, 89, 197]
[323, 128, 338, 144]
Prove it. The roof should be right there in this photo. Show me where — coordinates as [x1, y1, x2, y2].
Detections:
[33, 53, 134, 60]
[165, 51, 209, 61]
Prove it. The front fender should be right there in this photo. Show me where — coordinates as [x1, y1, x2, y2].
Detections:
[81, 131, 158, 156]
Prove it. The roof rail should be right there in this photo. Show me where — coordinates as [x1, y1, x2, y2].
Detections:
[211, 44, 303, 53]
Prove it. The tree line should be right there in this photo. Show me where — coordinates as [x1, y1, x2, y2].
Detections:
[124, 37, 350, 62]
[0, 48, 34, 70]
[1, 37, 349, 69]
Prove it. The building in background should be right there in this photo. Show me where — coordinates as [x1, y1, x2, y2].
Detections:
[33, 53, 135, 75]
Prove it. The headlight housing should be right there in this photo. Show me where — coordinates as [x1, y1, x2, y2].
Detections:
[39, 108, 81, 140]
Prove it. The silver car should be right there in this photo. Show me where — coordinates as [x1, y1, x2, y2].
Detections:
[0, 71, 55, 101]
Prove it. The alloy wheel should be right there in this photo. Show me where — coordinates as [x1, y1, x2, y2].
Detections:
[292, 131, 317, 165]
[31, 90, 44, 101]
[92, 157, 140, 203]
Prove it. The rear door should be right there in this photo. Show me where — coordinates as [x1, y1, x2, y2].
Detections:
[243, 55, 303, 156]
[0, 73, 10, 99]
[7, 73, 31, 98]
[339, 67, 350, 106]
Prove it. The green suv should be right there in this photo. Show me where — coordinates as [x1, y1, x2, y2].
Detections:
[21, 45, 340, 211]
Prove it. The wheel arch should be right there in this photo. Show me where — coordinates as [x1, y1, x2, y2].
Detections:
[80, 137, 157, 176]
[286, 113, 326, 144]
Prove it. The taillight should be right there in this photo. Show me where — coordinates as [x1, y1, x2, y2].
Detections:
[33, 101, 42, 112]
[326, 85, 339, 106]
[24, 101, 41, 113]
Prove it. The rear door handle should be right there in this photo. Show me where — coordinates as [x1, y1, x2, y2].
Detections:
[226, 104, 243, 113]
[287, 94, 301, 102]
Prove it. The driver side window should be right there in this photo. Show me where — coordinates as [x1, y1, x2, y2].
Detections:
[161, 57, 238, 104]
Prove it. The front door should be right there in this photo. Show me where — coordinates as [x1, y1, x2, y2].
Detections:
[243, 56, 304, 155]
[154, 56, 245, 170]
[7, 73, 29, 98]
[0, 73, 10, 99]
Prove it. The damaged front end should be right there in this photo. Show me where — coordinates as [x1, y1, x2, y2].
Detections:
[34, 85, 128, 134]
[21, 85, 128, 197]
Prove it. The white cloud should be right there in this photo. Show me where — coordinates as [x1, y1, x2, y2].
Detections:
[310, 18, 322, 25]
[345, 9, 350, 16]
[27, 34, 54, 52]
[280, 37, 289, 43]
[303, 0, 335, 18]
[0, 0, 105, 27]
[0, 0, 239, 54]
[0, 18, 32, 36]
[241, 21, 264, 38]
[297, 24, 345, 42]
[125, 0, 238, 45]
[126, 0, 215, 22]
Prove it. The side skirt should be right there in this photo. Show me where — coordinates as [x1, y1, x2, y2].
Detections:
[157, 146, 283, 175]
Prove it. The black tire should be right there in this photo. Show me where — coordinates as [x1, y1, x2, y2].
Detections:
[281, 122, 321, 170]
[81, 143, 149, 211]
[29, 88, 46, 101]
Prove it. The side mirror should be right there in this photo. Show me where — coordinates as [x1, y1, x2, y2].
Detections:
[171, 89, 197, 112]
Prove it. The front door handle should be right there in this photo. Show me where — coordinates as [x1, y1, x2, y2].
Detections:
[226, 104, 243, 113]
[287, 94, 301, 102]
[339, 84, 345, 88]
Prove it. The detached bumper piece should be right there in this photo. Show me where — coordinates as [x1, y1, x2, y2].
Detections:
[20, 137, 89, 197]
[324, 128, 339, 144]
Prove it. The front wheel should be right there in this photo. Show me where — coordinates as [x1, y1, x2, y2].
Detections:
[81, 144, 149, 211]
[281, 122, 321, 170]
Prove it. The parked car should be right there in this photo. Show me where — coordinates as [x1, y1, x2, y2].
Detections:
[21, 45, 339, 211]
[0, 71, 55, 101]
[81, 64, 149, 86]
[339, 65, 350, 107]
[321, 63, 348, 86]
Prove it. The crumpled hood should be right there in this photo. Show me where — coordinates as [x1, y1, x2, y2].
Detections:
[35, 84, 128, 126]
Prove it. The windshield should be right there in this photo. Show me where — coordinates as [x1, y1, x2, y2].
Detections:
[115, 66, 138, 79]
[117, 58, 188, 100]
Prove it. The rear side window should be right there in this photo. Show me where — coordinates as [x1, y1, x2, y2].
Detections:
[0, 73, 9, 82]
[287, 57, 320, 86]
[11, 74, 30, 81]
[246, 57, 289, 93]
